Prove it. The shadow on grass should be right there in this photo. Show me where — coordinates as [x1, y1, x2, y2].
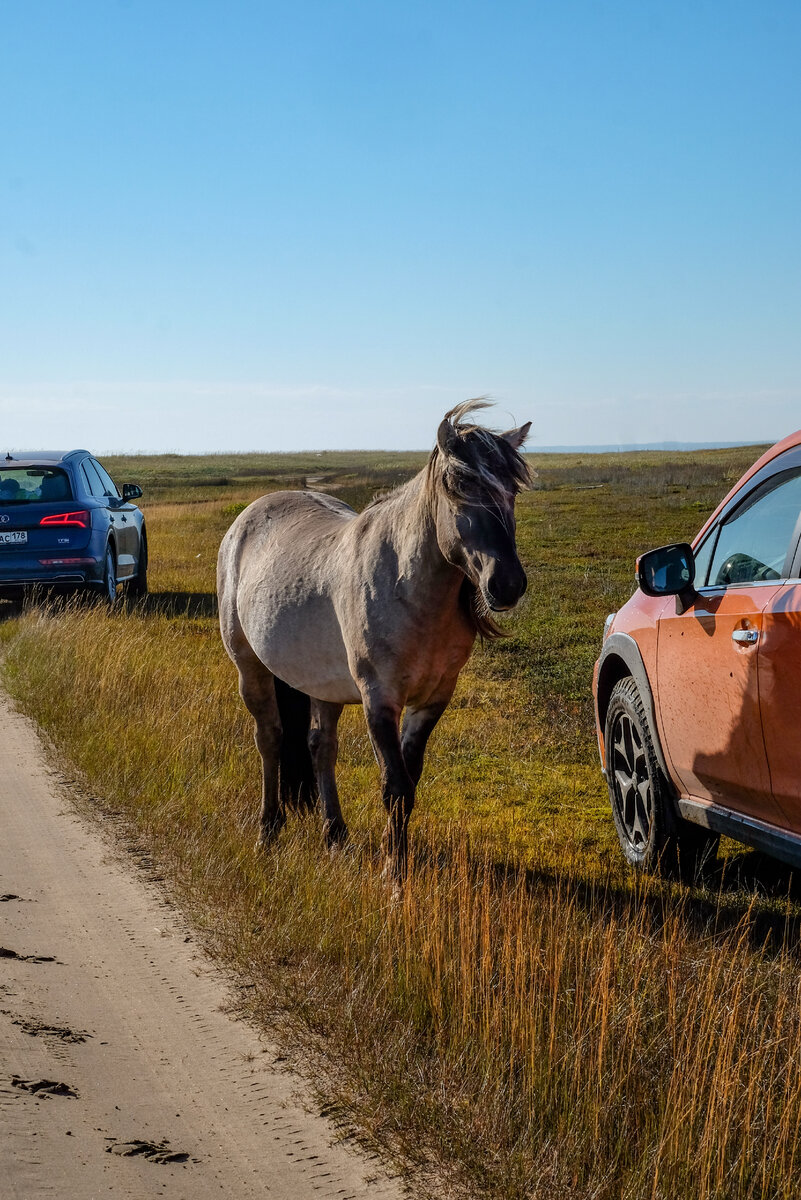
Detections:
[0, 598, 24, 622]
[713, 848, 801, 898]
[137, 591, 218, 618]
[421, 839, 801, 961]
[1, 590, 219, 621]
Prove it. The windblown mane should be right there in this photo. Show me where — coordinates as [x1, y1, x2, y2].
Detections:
[427, 399, 532, 640]
[428, 399, 531, 503]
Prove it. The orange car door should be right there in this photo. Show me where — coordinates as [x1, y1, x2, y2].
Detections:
[656, 586, 782, 823]
[656, 467, 801, 827]
[759, 581, 801, 827]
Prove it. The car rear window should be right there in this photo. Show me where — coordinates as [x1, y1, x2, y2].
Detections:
[0, 467, 73, 503]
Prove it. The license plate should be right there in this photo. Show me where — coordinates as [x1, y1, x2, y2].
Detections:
[0, 531, 27, 545]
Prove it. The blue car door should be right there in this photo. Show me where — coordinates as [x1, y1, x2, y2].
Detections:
[86, 458, 137, 580]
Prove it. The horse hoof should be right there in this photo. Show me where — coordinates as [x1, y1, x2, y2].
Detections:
[255, 824, 283, 852]
[380, 859, 406, 898]
[323, 821, 349, 851]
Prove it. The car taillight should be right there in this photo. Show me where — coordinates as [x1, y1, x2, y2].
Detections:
[38, 557, 97, 565]
[39, 511, 90, 528]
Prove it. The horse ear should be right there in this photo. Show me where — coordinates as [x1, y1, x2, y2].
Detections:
[502, 421, 531, 450]
[437, 418, 459, 454]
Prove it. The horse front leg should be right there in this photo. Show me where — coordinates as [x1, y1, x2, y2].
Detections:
[308, 700, 347, 849]
[401, 702, 448, 786]
[363, 700, 416, 884]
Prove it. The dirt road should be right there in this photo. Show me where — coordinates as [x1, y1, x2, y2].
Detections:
[0, 694, 402, 1199]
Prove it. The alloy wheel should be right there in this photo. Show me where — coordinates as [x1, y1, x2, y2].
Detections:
[104, 549, 117, 604]
[610, 711, 653, 849]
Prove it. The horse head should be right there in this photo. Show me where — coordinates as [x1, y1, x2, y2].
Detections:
[429, 400, 531, 624]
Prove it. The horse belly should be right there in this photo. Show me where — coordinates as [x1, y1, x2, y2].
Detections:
[241, 584, 361, 705]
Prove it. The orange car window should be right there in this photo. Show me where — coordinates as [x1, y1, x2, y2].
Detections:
[692, 533, 715, 588]
[708, 471, 801, 587]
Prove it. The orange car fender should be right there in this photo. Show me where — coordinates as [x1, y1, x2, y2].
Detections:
[595, 630, 676, 802]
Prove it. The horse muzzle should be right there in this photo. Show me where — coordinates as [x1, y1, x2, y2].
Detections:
[483, 563, 528, 611]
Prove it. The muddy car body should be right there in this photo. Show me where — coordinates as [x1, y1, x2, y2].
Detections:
[594, 430, 801, 873]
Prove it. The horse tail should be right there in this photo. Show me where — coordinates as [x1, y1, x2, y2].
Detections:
[274, 677, 318, 812]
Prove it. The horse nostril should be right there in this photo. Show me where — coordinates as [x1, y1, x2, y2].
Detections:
[486, 568, 526, 610]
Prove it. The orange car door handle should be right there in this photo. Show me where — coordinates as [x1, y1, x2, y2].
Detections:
[732, 629, 759, 644]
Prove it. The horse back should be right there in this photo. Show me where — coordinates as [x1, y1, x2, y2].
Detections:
[219, 490, 355, 584]
[217, 490, 361, 703]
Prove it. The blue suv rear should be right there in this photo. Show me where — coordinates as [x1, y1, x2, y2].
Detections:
[0, 450, 147, 602]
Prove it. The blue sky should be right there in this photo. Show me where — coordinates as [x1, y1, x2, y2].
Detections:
[2, 2, 800, 452]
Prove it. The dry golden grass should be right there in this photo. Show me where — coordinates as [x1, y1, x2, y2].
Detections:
[3, 445, 801, 1199]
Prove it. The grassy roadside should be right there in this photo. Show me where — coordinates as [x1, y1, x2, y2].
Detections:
[4, 445, 801, 1198]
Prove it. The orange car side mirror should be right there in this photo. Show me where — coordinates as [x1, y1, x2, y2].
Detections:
[636, 543, 697, 614]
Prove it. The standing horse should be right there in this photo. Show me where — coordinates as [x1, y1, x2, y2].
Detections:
[217, 400, 530, 881]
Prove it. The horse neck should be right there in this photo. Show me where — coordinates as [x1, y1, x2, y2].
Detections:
[378, 471, 461, 598]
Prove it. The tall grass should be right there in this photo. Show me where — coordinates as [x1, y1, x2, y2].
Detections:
[1, 444, 795, 1198]
[4, 598, 801, 1199]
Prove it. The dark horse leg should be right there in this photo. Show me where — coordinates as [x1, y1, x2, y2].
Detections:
[236, 648, 284, 847]
[274, 678, 318, 813]
[401, 702, 448, 786]
[308, 700, 347, 848]
[364, 701, 417, 883]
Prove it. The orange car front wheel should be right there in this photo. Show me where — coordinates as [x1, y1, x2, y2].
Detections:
[605, 676, 717, 880]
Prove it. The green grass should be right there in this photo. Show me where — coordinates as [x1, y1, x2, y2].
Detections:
[5, 442, 801, 1200]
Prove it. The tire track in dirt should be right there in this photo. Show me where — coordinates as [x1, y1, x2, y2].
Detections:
[0, 693, 403, 1199]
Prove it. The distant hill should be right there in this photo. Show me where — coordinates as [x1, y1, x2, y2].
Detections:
[527, 440, 767, 455]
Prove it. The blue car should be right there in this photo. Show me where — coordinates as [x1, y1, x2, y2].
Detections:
[0, 450, 147, 602]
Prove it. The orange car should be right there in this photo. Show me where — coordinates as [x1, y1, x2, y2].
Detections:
[594, 430, 801, 875]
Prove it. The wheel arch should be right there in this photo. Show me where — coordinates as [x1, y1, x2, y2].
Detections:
[596, 632, 674, 792]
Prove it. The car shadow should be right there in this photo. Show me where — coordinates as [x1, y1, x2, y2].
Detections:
[136, 591, 218, 618]
[0, 590, 219, 620]
[0, 598, 24, 622]
[472, 851, 801, 962]
[711, 847, 801, 898]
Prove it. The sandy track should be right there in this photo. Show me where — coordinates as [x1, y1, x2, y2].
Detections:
[0, 695, 402, 1199]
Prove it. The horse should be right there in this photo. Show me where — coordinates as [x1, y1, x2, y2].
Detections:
[217, 400, 531, 882]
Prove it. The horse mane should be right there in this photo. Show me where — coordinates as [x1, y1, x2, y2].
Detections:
[428, 399, 532, 641]
[426, 398, 532, 507]
[458, 577, 505, 641]
[361, 399, 530, 640]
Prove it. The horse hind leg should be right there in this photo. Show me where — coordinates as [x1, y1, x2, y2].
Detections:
[308, 700, 347, 849]
[274, 677, 318, 813]
[237, 653, 284, 848]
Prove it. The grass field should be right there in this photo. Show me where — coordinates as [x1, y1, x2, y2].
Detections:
[4, 443, 801, 1199]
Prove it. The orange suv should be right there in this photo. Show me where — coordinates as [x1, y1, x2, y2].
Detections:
[594, 430, 801, 875]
